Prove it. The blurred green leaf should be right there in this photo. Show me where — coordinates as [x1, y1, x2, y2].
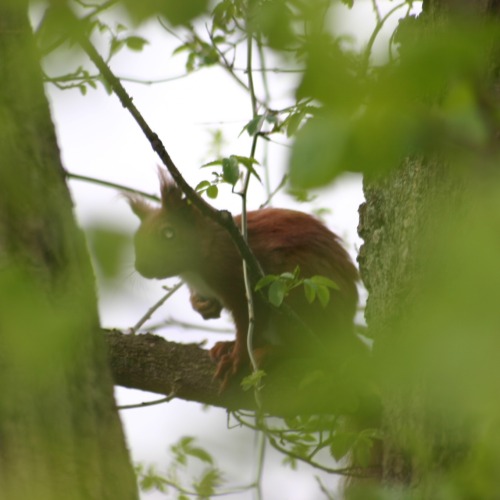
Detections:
[249, 0, 293, 49]
[268, 280, 286, 307]
[193, 468, 223, 497]
[206, 185, 219, 198]
[121, 0, 209, 25]
[353, 435, 374, 468]
[255, 274, 278, 291]
[125, 35, 149, 51]
[311, 275, 339, 289]
[241, 370, 266, 391]
[315, 285, 330, 308]
[286, 109, 307, 137]
[231, 155, 261, 182]
[303, 280, 316, 304]
[441, 81, 488, 147]
[222, 156, 240, 185]
[329, 432, 356, 461]
[86, 226, 129, 280]
[243, 115, 266, 136]
[195, 180, 211, 191]
[290, 114, 350, 187]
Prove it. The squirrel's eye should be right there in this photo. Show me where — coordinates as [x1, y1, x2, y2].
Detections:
[162, 226, 175, 240]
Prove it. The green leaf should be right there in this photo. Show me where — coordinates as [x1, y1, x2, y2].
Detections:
[290, 114, 350, 188]
[121, 0, 209, 26]
[232, 155, 258, 169]
[241, 370, 266, 391]
[353, 436, 373, 468]
[316, 285, 330, 308]
[125, 35, 149, 51]
[303, 280, 316, 304]
[173, 42, 192, 55]
[310, 275, 340, 290]
[231, 155, 262, 182]
[186, 52, 197, 72]
[243, 115, 266, 136]
[442, 81, 488, 146]
[329, 432, 356, 461]
[109, 38, 125, 57]
[206, 185, 218, 199]
[286, 109, 307, 137]
[193, 468, 223, 497]
[185, 446, 213, 464]
[201, 159, 223, 168]
[222, 156, 239, 185]
[298, 370, 326, 390]
[268, 280, 286, 307]
[195, 180, 211, 192]
[255, 274, 278, 291]
[86, 226, 129, 280]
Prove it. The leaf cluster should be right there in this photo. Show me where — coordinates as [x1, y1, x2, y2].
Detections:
[197, 155, 260, 198]
[136, 437, 224, 499]
[255, 266, 339, 307]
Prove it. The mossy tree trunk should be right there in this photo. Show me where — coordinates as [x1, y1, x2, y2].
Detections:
[0, 2, 138, 498]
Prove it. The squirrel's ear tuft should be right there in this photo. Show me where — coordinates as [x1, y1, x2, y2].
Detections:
[123, 193, 152, 221]
[158, 167, 184, 209]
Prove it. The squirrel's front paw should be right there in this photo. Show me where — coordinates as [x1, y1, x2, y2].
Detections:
[190, 294, 223, 320]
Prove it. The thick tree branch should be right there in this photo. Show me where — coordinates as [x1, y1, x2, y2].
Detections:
[105, 330, 368, 416]
[105, 330, 255, 411]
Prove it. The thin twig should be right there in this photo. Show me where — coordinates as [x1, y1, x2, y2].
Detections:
[66, 171, 160, 201]
[117, 395, 176, 410]
[268, 436, 367, 478]
[259, 174, 287, 209]
[147, 316, 233, 334]
[361, 1, 408, 75]
[241, 30, 260, 380]
[370, 0, 382, 24]
[231, 412, 370, 478]
[315, 476, 336, 500]
[130, 282, 184, 333]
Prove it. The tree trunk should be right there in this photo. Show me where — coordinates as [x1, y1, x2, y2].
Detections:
[357, 1, 500, 494]
[0, 2, 138, 498]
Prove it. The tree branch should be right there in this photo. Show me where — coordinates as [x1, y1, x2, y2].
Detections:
[105, 330, 363, 416]
[105, 330, 253, 411]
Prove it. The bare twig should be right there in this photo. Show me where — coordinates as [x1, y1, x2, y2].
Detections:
[148, 316, 233, 334]
[240, 30, 260, 378]
[130, 282, 184, 334]
[117, 395, 176, 410]
[361, 1, 408, 74]
[66, 170, 160, 201]
[259, 174, 287, 209]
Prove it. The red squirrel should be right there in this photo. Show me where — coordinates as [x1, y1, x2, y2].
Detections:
[127, 173, 360, 386]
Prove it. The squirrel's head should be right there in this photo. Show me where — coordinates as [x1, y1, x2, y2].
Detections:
[126, 170, 200, 279]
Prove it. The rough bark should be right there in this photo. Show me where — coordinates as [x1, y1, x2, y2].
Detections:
[358, 159, 460, 487]
[0, 2, 138, 498]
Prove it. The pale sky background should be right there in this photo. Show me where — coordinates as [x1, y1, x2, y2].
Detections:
[38, 1, 420, 498]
